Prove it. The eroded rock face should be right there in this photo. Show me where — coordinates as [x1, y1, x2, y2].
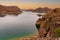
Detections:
[53, 8, 60, 13]
[35, 18, 42, 30]
[0, 5, 22, 16]
[37, 13, 60, 40]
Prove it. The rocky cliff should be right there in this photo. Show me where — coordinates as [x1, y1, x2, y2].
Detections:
[36, 8, 60, 40]
[0, 5, 22, 16]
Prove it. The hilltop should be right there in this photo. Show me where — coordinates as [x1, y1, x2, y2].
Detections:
[0, 5, 22, 17]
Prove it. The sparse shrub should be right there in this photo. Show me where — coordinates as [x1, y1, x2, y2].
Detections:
[54, 28, 60, 37]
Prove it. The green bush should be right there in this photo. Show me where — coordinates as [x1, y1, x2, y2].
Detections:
[54, 28, 60, 37]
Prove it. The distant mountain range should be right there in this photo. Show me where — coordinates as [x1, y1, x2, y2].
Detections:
[0, 5, 60, 17]
[33, 7, 53, 13]
[25, 7, 60, 13]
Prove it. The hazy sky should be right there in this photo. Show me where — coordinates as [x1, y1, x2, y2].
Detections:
[0, 0, 60, 9]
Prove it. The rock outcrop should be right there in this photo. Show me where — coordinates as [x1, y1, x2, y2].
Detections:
[33, 7, 53, 13]
[35, 18, 42, 30]
[33, 7, 43, 13]
[36, 8, 60, 40]
[0, 5, 22, 16]
[53, 8, 60, 13]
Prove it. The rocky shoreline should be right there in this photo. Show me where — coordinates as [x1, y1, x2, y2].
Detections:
[17, 33, 40, 40]
[17, 8, 60, 40]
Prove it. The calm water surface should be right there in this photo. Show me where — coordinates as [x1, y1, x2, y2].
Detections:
[0, 11, 39, 40]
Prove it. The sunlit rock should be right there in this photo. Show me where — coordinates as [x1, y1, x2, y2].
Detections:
[0, 5, 22, 16]
[33, 7, 53, 13]
[38, 12, 60, 40]
[33, 7, 43, 13]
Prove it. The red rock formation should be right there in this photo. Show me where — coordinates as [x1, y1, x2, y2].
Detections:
[53, 8, 60, 13]
[33, 7, 53, 13]
[42, 7, 53, 13]
[0, 5, 22, 15]
[33, 7, 43, 13]
[38, 12, 60, 40]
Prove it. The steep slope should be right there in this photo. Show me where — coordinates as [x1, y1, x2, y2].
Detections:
[38, 8, 60, 40]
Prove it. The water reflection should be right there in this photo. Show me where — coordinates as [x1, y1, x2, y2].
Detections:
[0, 11, 39, 40]
[0, 14, 6, 17]
[0, 12, 21, 17]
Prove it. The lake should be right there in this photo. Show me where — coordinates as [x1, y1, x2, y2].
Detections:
[0, 11, 40, 40]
